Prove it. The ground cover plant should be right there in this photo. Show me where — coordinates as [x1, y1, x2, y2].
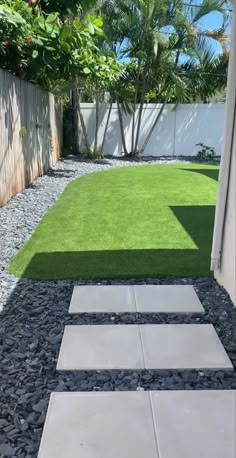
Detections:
[9, 163, 219, 280]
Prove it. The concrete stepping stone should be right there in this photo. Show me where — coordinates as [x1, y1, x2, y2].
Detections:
[38, 391, 236, 458]
[56, 324, 233, 371]
[69, 285, 136, 313]
[151, 390, 236, 458]
[56, 325, 144, 370]
[134, 285, 204, 313]
[38, 392, 158, 458]
[140, 324, 233, 370]
[69, 285, 204, 314]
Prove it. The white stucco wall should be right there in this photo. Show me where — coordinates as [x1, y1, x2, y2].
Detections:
[212, 2, 236, 305]
[79, 103, 225, 156]
[215, 148, 236, 304]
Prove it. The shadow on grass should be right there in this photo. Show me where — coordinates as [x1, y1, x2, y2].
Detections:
[170, 205, 215, 248]
[180, 168, 219, 182]
[20, 206, 216, 280]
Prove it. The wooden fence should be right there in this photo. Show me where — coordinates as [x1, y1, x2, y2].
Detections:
[0, 69, 62, 207]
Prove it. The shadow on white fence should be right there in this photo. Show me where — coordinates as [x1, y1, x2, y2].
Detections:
[79, 103, 225, 157]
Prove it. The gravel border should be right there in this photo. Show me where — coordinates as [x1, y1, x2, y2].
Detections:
[0, 157, 235, 457]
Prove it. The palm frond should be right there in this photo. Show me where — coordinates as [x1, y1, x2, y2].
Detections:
[200, 26, 229, 45]
[189, 0, 225, 24]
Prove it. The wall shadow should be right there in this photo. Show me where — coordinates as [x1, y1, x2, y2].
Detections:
[21, 248, 212, 280]
[174, 104, 224, 156]
[18, 205, 216, 280]
[180, 168, 219, 182]
[78, 103, 224, 157]
[170, 205, 216, 248]
[82, 104, 175, 156]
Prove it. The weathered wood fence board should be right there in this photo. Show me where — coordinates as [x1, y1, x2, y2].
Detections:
[0, 69, 62, 207]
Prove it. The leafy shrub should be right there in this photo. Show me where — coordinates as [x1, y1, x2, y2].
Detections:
[19, 127, 27, 137]
[86, 147, 103, 161]
[196, 143, 216, 161]
[0, 1, 106, 91]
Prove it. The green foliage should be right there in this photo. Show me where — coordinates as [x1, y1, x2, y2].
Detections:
[180, 50, 229, 103]
[86, 146, 103, 160]
[39, 0, 97, 16]
[196, 143, 216, 161]
[0, 0, 109, 91]
[0, 0, 230, 157]
[0, 0, 229, 101]
[19, 126, 27, 137]
[100, 0, 229, 155]
[102, 0, 229, 105]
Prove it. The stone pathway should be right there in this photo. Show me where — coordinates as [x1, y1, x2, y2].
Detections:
[38, 285, 235, 457]
[57, 324, 232, 370]
[69, 284, 204, 313]
[38, 391, 235, 458]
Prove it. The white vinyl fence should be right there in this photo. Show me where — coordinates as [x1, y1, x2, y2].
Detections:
[79, 103, 225, 157]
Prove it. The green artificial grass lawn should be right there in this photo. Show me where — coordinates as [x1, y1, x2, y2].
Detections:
[9, 164, 219, 280]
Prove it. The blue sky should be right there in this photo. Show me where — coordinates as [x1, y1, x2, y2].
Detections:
[199, 11, 226, 30]
[196, 8, 232, 54]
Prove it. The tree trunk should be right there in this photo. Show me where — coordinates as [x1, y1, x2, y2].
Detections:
[134, 70, 149, 155]
[131, 72, 141, 153]
[139, 54, 180, 156]
[94, 92, 99, 150]
[77, 93, 90, 153]
[71, 89, 79, 154]
[131, 111, 136, 154]
[134, 90, 145, 154]
[117, 101, 128, 155]
[131, 37, 145, 154]
[101, 102, 112, 155]
[140, 102, 166, 155]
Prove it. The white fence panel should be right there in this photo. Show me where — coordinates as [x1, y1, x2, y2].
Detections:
[174, 104, 225, 156]
[79, 103, 225, 157]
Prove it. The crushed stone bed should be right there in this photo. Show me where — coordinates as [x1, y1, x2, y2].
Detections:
[0, 279, 236, 457]
[0, 157, 235, 458]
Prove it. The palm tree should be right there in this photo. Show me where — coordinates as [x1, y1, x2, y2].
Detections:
[181, 49, 229, 103]
[102, 0, 228, 157]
